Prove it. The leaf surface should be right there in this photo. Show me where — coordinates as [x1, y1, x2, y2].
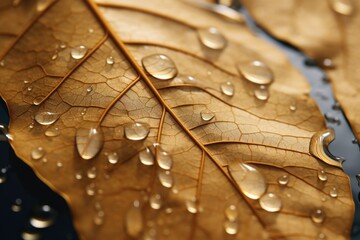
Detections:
[0, 0, 354, 239]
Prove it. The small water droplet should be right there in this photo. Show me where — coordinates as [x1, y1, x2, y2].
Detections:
[324, 112, 341, 125]
[229, 163, 266, 200]
[318, 232, 327, 240]
[86, 183, 96, 196]
[30, 205, 56, 228]
[225, 204, 238, 221]
[34, 112, 59, 125]
[0, 60, 4, 67]
[124, 122, 150, 141]
[94, 211, 104, 226]
[32, 96, 44, 106]
[186, 198, 198, 214]
[56, 161, 63, 168]
[24, 80, 29, 84]
[149, 194, 162, 210]
[322, 58, 335, 69]
[51, 52, 58, 60]
[75, 172, 83, 180]
[21, 231, 41, 240]
[289, 105, 297, 112]
[331, 0, 353, 15]
[37, 0, 51, 11]
[254, 85, 269, 101]
[0, 124, 12, 142]
[76, 127, 104, 160]
[28, 122, 35, 129]
[224, 220, 238, 235]
[156, 147, 173, 170]
[31, 147, 45, 160]
[106, 56, 114, 65]
[45, 128, 60, 137]
[125, 200, 143, 238]
[259, 192, 282, 212]
[200, 110, 215, 121]
[108, 152, 118, 164]
[278, 175, 289, 186]
[165, 208, 173, 214]
[11, 198, 22, 212]
[87, 167, 97, 179]
[158, 170, 174, 188]
[142, 54, 178, 80]
[198, 27, 227, 50]
[59, 43, 67, 49]
[330, 187, 338, 198]
[139, 147, 154, 166]
[332, 102, 342, 110]
[220, 81, 234, 96]
[86, 86, 93, 94]
[0, 173, 6, 184]
[88, 28, 94, 33]
[237, 60, 274, 85]
[70, 45, 88, 60]
[27, 86, 33, 92]
[311, 209, 325, 224]
[318, 170, 328, 182]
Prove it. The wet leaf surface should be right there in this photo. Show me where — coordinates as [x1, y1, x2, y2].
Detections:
[0, 0, 354, 239]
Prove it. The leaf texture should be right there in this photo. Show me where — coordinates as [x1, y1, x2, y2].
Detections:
[241, 0, 360, 143]
[0, 0, 354, 239]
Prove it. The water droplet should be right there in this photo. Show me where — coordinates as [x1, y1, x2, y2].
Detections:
[0, 60, 4, 67]
[32, 96, 44, 106]
[139, 147, 154, 166]
[11, 198, 22, 212]
[24, 80, 29, 84]
[94, 211, 104, 225]
[34, 112, 59, 125]
[59, 43, 67, 49]
[124, 122, 150, 141]
[322, 58, 335, 69]
[352, 138, 358, 144]
[186, 198, 198, 214]
[318, 170, 328, 182]
[75, 172, 83, 180]
[51, 52, 58, 60]
[318, 232, 327, 240]
[86, 86, 93, 94]
[142, 54, 178, 80]
[259, 192, 282, 212]
[225, 204, 238, 221]
[224, 220, 238, 235]
[106, 56, 114, 65]
[228, 163, 266, 200]
[30, 205, 56, 228]
[158, 170, 174, 188]
[27, 86, 33, 92]
[37, 0, 51, 11]
[311, 209, 325, 224]
[331, 0, 353, 15]
[76, 127, 104, 160]
[237, 60, 274, 85]
[28, 122, 35, 129]
[165, 208, 173, 214]
[31, 147, 45, 160]
[125, 200, 143, 238]
[200, 110, 215, 121]
[88, 28, 94, 33]
[86, 183, 96, 196]
[87, 167, 97, 179]
[156, 147, 173, 170]
[324, 112, 341, 125]
[198, 27, 227, 50]
[254, 85, 269, 101]
[289, 105, 297, 112]
[220, 81, 234, 96]
[0, 172, 6, 184]
[56, 161, 63, 168]
[149, 194, 162, 210]
[332, 102, 342, 110]
[278, 175, 289, 186]
[45, 128, 60, 137]
[21, 231, 41, 240]
[108, 152, 118, 164]
[0, 124, 12, 142]
[70, 45, 87, 60]
[330, 187, 338, 198]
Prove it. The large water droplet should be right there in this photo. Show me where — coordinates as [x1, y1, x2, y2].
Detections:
[237, 60, 274, 85]
[156, 147, 173, 170]
[70, 45, 87, 60]
[254, 85, 269, 101]
[31, 147, 45, 160]
[186, 198, 198, 214]
[200, 110, 215, 121]
[142, 54, 178, 80]
[34, 112, 59, 125]
[331, 0, 353, 15]
[228, 163, 266, 200]
[108, 152, 119, 164]
[259, 192, 282, 212]
[124, 122, 150, 141]
[311, 209, 325, 224]
[76, 127, 104, 160]
[139, 147, 154, 166]
[318, 170, 328, 182]
[158, 170, 174, 188]
[277, 175, 289, 186]
[198, 27, 227, 50]
[225, 204, 238, 221]
[220, 82, 234, 96]
[330, 187, 338, 198]
[106, 56, 114, 65]
[149, 194, 162, 210]
[30, 205, 56, 229]
[224, 220, 238, 235]
[125, 200, 143, 238]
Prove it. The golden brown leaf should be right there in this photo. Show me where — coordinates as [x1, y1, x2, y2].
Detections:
[0, 0, 354, 239]
[241, 0, 360, 142]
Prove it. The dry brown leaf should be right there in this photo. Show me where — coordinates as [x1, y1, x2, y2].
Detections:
[241, 0, 360, 142]
[0, 0, 354, 239]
